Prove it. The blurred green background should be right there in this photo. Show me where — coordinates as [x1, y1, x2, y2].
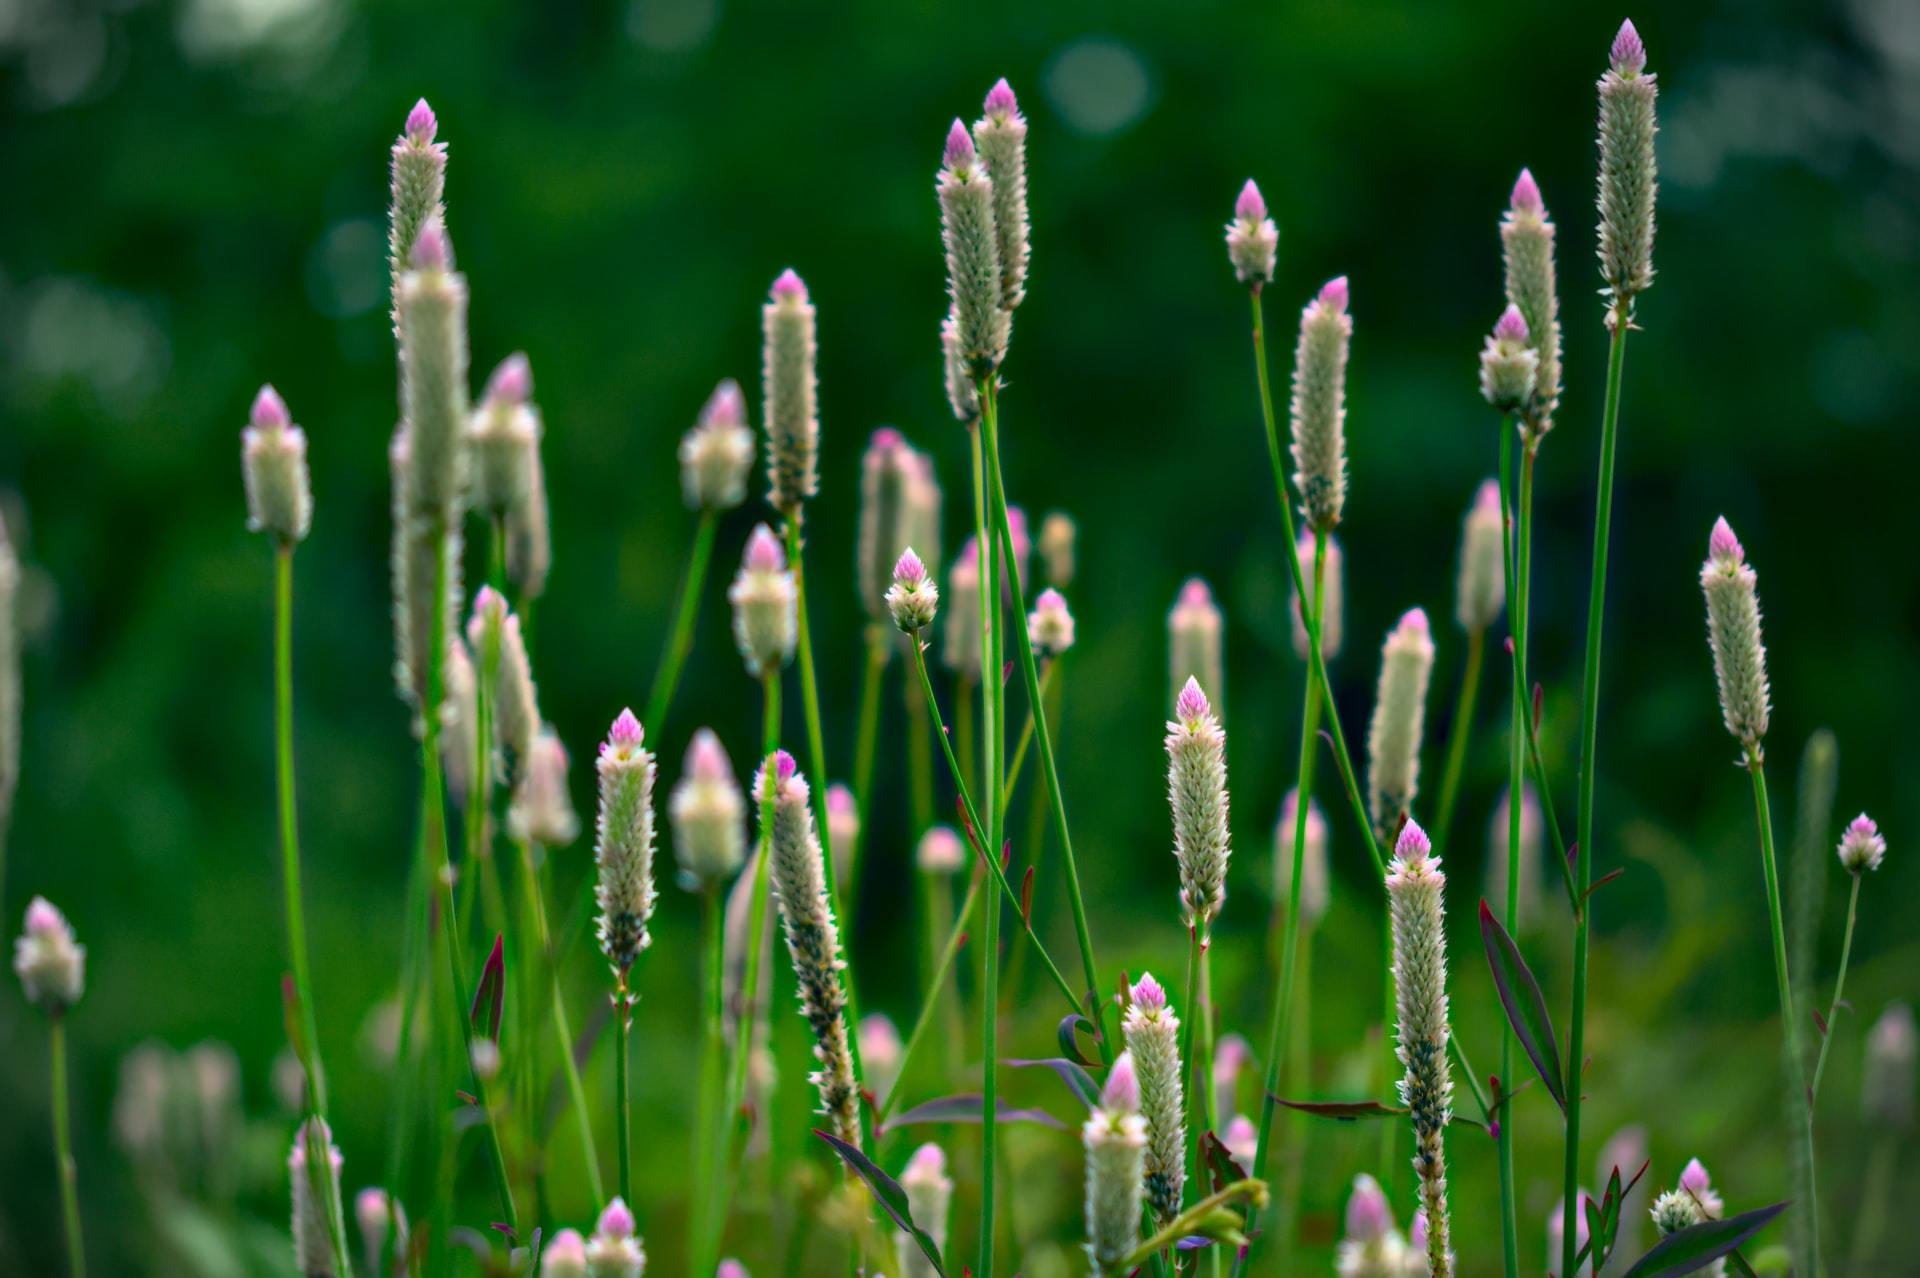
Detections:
[2, 0, 1916, 1273]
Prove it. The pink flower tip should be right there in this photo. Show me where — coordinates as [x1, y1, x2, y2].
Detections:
[1396, 607, 1430, 637]
[827, 783, 855, 816]
[473, 583, 505, 614]
[703, 378, 745, 426]
[686, 727, 730, 778]
[1175, 675, 1212, 722]
[772, 749, 798, 783]
[770, 268, 807, 304]
[486, 353, 532, 405]
[545, 1230, 587, 1263]
[1474, 478, 1502, 513]
[1235, 178, 1266, 222]
[716, 1262, 748, 1278]
[1679, 1157, 1712, 1195]
[607, 708, 644, 750]
[1317, 275, 1350, 312]
[1102, 1051, 1140, 1111]
[1846, 813, 1880, 841]
[868, 426, 905, 453]
[1035, 587, 1067, 614]
[250, 384, 290, 430]
[595, 1197, 636, 1239]
[410, 219, 450, 271]
[405, 98, 437, 143]
[1494, 303, 1530, 343]
[1395, 817, 1432, 859]
[1510, 167, 1543, 214]
[1346, 1174, 1392, 1243]
[743, 523, 786, 573]
[943, 117, 975, 169]
[24, 896, 64, 936]
[1611, 19, 1646, 74]
[1179, 577, 1214, 608]
[907, 1143, 948, 1177]
[984, 77, 1019, 118]
[893, 548, 927, 584]
[1130, 972, 1167, 1011]
[1708, 516, 1743, 566]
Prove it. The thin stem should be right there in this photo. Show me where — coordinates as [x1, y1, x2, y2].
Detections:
[1433, 627, 1485, 857]
[1181, 924, 1204, 1192]
[970, 404, 1001, 1278]
[1000, 661, 1056, 817]
[644, 508, 719, 737]
[51, 1019, 84, 1278]
[880, 868, 987, 1123]
[1496, 419, 1523, 1278]
[906, 663, 935, 833]
[1564, 314, 1629, 1278]
[614, 971, 632, 1205]
[1117, 1180, 1270, 1274]
[1810, 873, 1862, 1103]
[848, 627, 889, 918]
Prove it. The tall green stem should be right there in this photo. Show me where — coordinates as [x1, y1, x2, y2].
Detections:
[643, 508, 719, 737]
[1565, 316, 1629, 1278]
[1810, 873, 1862, 1103]
[1494, 418, 1530, 1278]
[970, 409, 1001, 1278]
[691, 887, 726, 1278]
[50, 1019, 84, 1278]
[1433, 627, 1485, 857]
[614, 972, 632, 1205]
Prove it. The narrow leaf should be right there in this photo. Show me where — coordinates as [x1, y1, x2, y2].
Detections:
[1019, 866, 1036, 929]
[471, 933, 506, 1042]
[1006, 1057, 1101, 1111]
[814, 1129, 947, 1276]
[881, 1093, 1066, 1132]
[1479, 899, 1568, 1115]
[1057, 1013, 1100, 1067]
[1201, 1130, 1247, 1195]
[1619, 1201, 1788, 1278]
[1269, 1096, 1408, 1122]
[280, 974, 307, 1062]
[1532, 681, 1544, 733]
[1581, 868, 1626, 905]
[1811, 1009, 1828, 1037]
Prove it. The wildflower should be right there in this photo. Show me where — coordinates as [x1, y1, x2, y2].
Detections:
[1837, 813, 1886, 875]
[1650, 1186, 1719, 1277]
[1367, 609, 1436, 840]
[289, 1117, 346, 1278]
[1168, 677, 1231, 931]
[542, 1229, 589, 1278]
[1478, 305, 1539, 418]
[917, 825, 965, 875]
[1122, 973, 1185, 1224]
[1486, 786, 1544, 931]
[1455, 478, 1506, 634]
[510, 727, 580, 847]
[887, 548, 940, 635]
[396, 218, 470, 525]
[468, 586, 540, 771]
[594, 709, 658, 974]
[860, 1013, 903, 1102]
[388, 99, 446, 318]
[760, 751, 859, 1144]
[1336, 1173, 1408, 1278]
[1597, 20, 1659, 309]
[354, 1188, 408, 1275]
[467, 353, 540, 518]
[1678, 1157, 1724, 1218]
[1501, 168, 1562, 431]
[679, 378, 755, 512]
[1225, 178, 1280, 286]
[1083, 1051, 1147, 1271]
[1213, 1033, 1250, 1106]
[1040, 511, 1076, 587]
[1700, 517, 1769, 751]
[975, 78, 1029, 311]
[729, 524, 798, 677]
[1387, 819, 1453, 1278]
[898, 1143, 954, 1278]
[440, 638, 478, 805]
[669, 728, 746, 891]
[242, 384, 313, 544]
[1168, 577, 1224, 716]
[388, 428, 463, 712]
[859, 428, 919, 626]
[585, 1198, 647, 1278]
[827, 781, 858, 882]
[1275, 788, 1330, 925]
[715, 1261, 748, 1278]
[761, 270, 819, 513]
[1290, 531, 1345, 662]
[1029, 587, 1075, 656]
[937, 119, 1009, 377]
[1221, 1114, 1258, 1168]
[1862, 1003, 1915, 1128]
[1290, 276, 1351, 531]
[15, 896, 85, 1015]
[941, 543, 981, 679]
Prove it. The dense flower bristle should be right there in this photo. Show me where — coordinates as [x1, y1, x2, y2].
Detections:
[14, 894, 86, 1013]
[1837, 813, 1886, 875]
[1367, 608, 1436, 839]
[1386, 817, 1453, 1278]
[762, 270, 819, 511]
[1289, 277, 1352, 530]
[1123, 973, 1185, 1223]
[1597, 21, 1659, 305]
[1167, 674, 1231, 930]
[594, 710, 658, 972]
[1700, 517, 1769, 749]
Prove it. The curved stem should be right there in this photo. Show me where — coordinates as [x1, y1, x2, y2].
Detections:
[51, 1019, 85, 1278]
[643, 508, 719, 738]
[1433, 628, 1485, 857]
[1810, 873, 1862, 1104]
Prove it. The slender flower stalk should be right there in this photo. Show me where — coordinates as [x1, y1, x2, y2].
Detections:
[0, 512, 17, 920]
[1387, 819, 1452, 1278]
[1811, 815, 1884, 1101]
[1123, 974, 1186, 1226]
[594, 708, 658, 1205]
[16, 897, 87, 1278]
[1168, 678, 1231, 933]
[974, 79, 1029, 312]
[1084, 1052, 1148, 1273]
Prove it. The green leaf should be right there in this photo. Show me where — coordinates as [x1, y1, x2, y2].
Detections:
[1268, 1095, 1408, 1121]
[1619, 1202, 1789, 1278]
[1479, 899, 1568, 1116]
[1006, 1057, 1102, 1110]
[813, 1129, 947, 1276]
[881, 1093, 1067, 1132]
[1057, 1012, 1100, 1066]
[470, 933, 505, 1043]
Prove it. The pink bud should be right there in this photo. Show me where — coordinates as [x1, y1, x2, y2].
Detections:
[545, 1229, 588, 1265]
[827, 782, 855, 819]
[1474, 478, 1502, 514]
[595, 1197, 635, 1239]
[1494, 304, 1530, 344]
[773, 749, 798, 782]
[716, 1262, 747, 1278]
[1708, 516, 1743, 566]
[1611, 19, 1647, 74]
[943, 117, 975, 170]
[1130, 972, 1167, 1011]
[893, 548, 927, 586]
[685, 727, 732, 780]
[606, 708, 644, 751]
[410, 219, 450, 271]
[1396, 607, 1430, 638]
[473, 583, 506, 617]
[24, 897, 64, 937]
[906, 1142, 947, 1177]
[1510, 167, 1543, 214]
[770, 268, 807, 304]
[1679, 1157, 1711, 1196]
[984, 77, 1019, 118]
[250, 384, 290, 430]
[743, 523, 786, 573]
[485, 352, 532, 405]
[869, 426, 905, 452]
[702, 377, 745, 427]
[1345, 1173, 1393, 1243]
[1317, 275, 1350, 312]
[405, 98, 437, 144]
[1395, 817, 1432, 860]
[1102, 1051, 1140, 1111]
[1235, 178, 1267, 222]
[1179, 578, 1214, 609]
[1175, 675, 1211, 722]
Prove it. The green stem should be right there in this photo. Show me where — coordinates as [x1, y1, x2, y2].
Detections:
[50, 1018, 85, 1278]
[1565, 314, 1629, 1278]
[614, 971, 632, 1205]
[522, 837, 602, 1203]
[1810, 873, 1861, 1104]
[1496, 419, 1523, 1278]
[848, 627, 889, 918]
[1433, 628, 1485, 857]
[1181, 923, 1204, 1195]
[1748, 751, 1819, 1278]
[643, 509, 719, 738]
[906, 664, 935, 833]
[691, 887, 725, 1278]
[880, 867, 987, 1123]
[1116, 1180, 1270, 1275]
[971, 406, 1001, 1278]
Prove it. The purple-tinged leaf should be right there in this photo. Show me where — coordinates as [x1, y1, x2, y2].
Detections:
[1006, 1057, 1101, 1110]
[1057, 1013, 1101, 1067]
[1201, 1130, 1247, 1194]
[1580, 868, 1626, 905]
[1268, 1096, 1408, 1122]
[471, 933, 505, 1042]
[1811, 1009, 1828, 1037]
[814, 1129, 947, 1276]
[1019, 866, 1035, 928]
[1480, 899, 1568, 1116]
[1618, 1201, 1787, 1278]
[881, 1093, 1067, 1133]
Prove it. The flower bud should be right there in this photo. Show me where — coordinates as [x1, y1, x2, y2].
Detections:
[1367, 609, 1436, 839]
[860, 429, 918, 624]
[904, 448, 944, 580]
[938, 120, 1009, 377]
[1862, 1002, 1915, 1129]
[1168, 577, 1224, 717]
[469, 1037, 501, 1083]
[1700, 517, 1769, 750]
[1502, 169, 1562, 431]
[1346, 1172, 1394, 1245]
[1213, 1033, 1250, 1107]
[1290, 276, 1351, 531]
[1123, 973, 1185, 1224]
[243, 384, 313, 543]
[917, 825, 964, 875]
[14, 895, 85, 1014]
[716, 1261, 748, 1278]
[974, 79, 1029, 312]
[440, 637, 478, 806]
[729, 524, 797, 676]
[509, 727, 580, 847]
[397, 218, 470, 525]
[1029, 587, 1076, 656]
[1084, 1051, 1148, 1270]
[585, 1198, 646, 1278]
[941, 543, 981, 679]
[670, 728, 746, 891]
[679, 378, 754, 511]
[1478, 305, 1540, 416]
[1168, 677, 1231, 931]
[507, 445, 552, 603]
[1221, 1114, 1258, 1168]
[859, 1012, 903, 1102]
[289, 1117, 346, 1278]
[762, 270, 818, 513]
[541, 1229, 588, 1278]
[1836, 813, 1886, 875]
[467, 353, 540, 517]
[827, 782, 859, 883]
[1275, 788, 1330, 925]
[1455, 478, 1506, 633]
[594, 709, 658, 973]
[389, 100, 446, 318]
[355, 1188, 409, 1275]
[468, 586, 540, 773]
[1290, 532, 1344, 662]
[1677, 1156, 1723, 1218]
[897, 1143, 954, 1278]
[1225, 178, 1279, 286]
[388, 428, 463, 713]
[1597, 20, 1659, 308]
[886, 548, 940, 634]
[1039, 511, 1076, 588]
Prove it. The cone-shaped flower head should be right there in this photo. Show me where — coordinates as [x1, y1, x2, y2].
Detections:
[1863, 1002, 1915, 1128]
[680, 378, 755, 511]
[1837, 813, 1886, 875]
[858, 1012, 902, 1102]
[1478, 304, 1540, 416]
[859, 428, 919, 624]
[758, 751, 860, 1144]
[1455, 479, 1507, 633]
[389, 100, 446, 322]
[1290, 531, 1345, 662]
[941, 541, 981, 678]
[729, 524, 797, 676]
[1226, 178, 1280, 286]
[1387, 819, 1453, 1278]
[14, 895, 85, 1014]
[1367, 609, 1436, 840]
[886, 548, 940, 634]
[1040, 511, 1076, 587]
[594, 710, 658, 973]
[1597, 20, 1659, 308]
[356, 1188, 408, 1275]
[1336, 1173, 1409, 1277]
[896, 1143, 954, 1278]
[916, 825, 965, 875]
[1029, 587, 1076, 656]
[1700, 517, 1769, 750]
[510, 726, 580, 847]
[1122, 972, 1186, 1224]
[973, 78, 1029, 312]
[761, 270, 818, 513]
[466, 353, 541, 518]
[397, 218, 470, 526]
[1649, 1187, 1711, 1277]
[1676, 1156, 1724, 1218]
[1487, 785, 1545, 931]
[1168, 577, 1224, 716]
[1167, 677, 1232, 931]
[541, 1229, 589, 1278]
[243, 384, 313, 543]
[289, 1117, 346, 1278]
[467, 586, 540, 772]
[938, 119, 1009, 378]
[1275, 788, 1330, 925]
[670, 728, 746, 891]
[1221, 1114, 1258, 1167]
[1502, 169, 1563, 432]
[1290, 276, 1352, 531]
[1347, 1173, 1394, 1244]
[585, 1197, 646, 1277]
[1084, 1050, 1148, 1270]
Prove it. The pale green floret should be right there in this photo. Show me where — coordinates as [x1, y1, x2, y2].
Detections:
[1701, 555, 1769, 749]
[728, 553, 798, 677]
[507, 445, 551, 602]
[288, 1118, 346, 1278]
[387, 127, 445, 328]
[859, 438, 917, 624]
[1597, 59, 1659, 307]
[1083, 1103, 1146, 1270]
[1367, 614, 1436, 840]
[761, 287, 819, 512]
[594, 726, 658, 973]
[1455, 489, 1506, 633]
[396, 237, 469, 525]
[941, 554, 981, 678]
[1478, 328, 1539, 417]
[1288, 288, 1351, 531]
[466, 397, 538, 518]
